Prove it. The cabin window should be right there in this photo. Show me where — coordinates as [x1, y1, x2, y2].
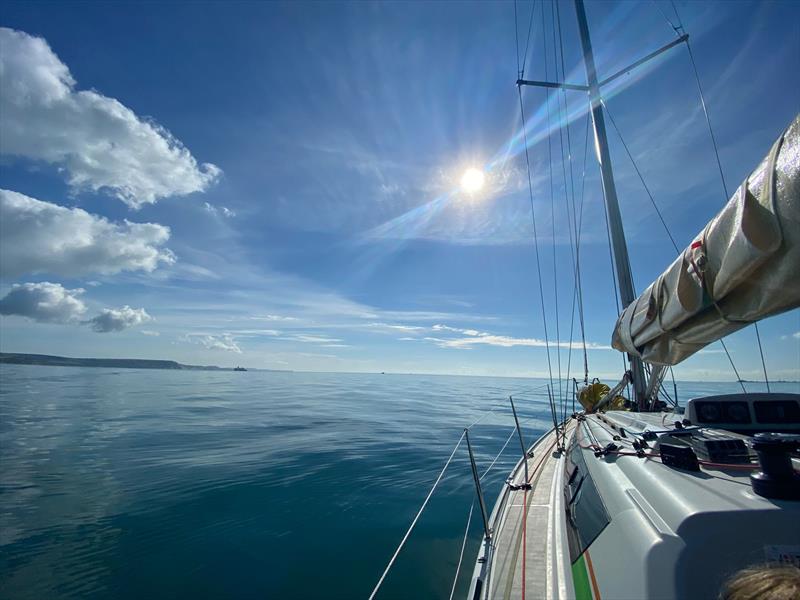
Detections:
[564, 438, 610, 563]
[754, 400, 800, 424]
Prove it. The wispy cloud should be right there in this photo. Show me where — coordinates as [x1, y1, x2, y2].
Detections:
[249, 314, 299, 322]
[183, 333, 242, 354]
[204, 202, 237, 218]
[422, 327, 612, 351]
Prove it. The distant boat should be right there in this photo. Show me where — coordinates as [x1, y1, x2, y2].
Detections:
[234, 366, 247, 372]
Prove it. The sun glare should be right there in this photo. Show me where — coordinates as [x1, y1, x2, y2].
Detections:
[460, 168, 485, 194]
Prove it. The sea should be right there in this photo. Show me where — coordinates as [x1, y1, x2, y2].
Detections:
[0, 365, 795, 599]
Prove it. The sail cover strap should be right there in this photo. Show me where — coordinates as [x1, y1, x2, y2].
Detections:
[611, 113, 800, 365]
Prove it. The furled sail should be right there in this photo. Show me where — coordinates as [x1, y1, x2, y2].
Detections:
[612, 113, 800, 365]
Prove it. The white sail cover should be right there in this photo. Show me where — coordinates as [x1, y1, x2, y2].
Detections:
[612, 114, 800, 365]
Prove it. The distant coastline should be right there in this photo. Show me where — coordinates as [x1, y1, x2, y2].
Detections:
[0, 352, 290, 373]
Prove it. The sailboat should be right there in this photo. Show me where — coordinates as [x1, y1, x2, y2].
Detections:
[367, 2, 799, 599]
[463, 2, 800, 599]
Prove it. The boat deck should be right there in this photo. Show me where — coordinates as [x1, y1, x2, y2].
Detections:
[486, 422, 572, 600]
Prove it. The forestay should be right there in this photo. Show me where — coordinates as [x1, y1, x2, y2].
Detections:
[612, 114, 800, 365]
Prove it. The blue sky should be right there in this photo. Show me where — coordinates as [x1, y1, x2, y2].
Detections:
[0, 0, 798, 381]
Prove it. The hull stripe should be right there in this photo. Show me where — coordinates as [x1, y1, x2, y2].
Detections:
[585, 550, 602, 600]
[571, 555, 593, 600]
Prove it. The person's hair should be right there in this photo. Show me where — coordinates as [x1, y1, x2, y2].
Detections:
[719, 564, 800, 600]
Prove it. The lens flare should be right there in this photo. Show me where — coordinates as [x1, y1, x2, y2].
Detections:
[460, 168, 485, 194]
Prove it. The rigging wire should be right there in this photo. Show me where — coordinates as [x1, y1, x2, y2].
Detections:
[550, 0, 581, 417]
[563, 114, 591, 416]
[521, 0, 538, 78]
[720, 338, 747, 394]
[449, 421, 529, 599]
[517, 84, 556, 395]
[669, 366, 679, 407]
[554, 0, 589, 419]
[480, 426, 519, 481]
[368, 431, 466, 600]
[448, 502, 474, 600]
[542, 0, 563, 413]
[602, 101, 680, 253]
[555, 0, 588, 372]
[513, 0, 521, 77]
[654, 2, 767, 390]
[754, 322, 770, 393]
[514, 0, 538, 79]
[598, 179, 631, 385]
[650, 0, 681, 35]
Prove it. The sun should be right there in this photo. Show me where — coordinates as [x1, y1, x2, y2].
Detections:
[460, 167, 485, 194]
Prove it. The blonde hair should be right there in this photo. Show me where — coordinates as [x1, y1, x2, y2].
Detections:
[719, 564, 800, 600]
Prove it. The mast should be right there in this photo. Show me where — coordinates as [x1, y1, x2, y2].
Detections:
[573, 0, 647, 408]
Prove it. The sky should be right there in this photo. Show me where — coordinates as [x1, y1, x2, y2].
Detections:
[0, 0, 798, 381]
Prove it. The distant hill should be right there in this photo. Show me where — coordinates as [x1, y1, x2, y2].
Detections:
[0, 352, 244, 371]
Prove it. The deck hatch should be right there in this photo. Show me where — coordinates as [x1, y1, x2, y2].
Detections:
[564, 440, 611, 563]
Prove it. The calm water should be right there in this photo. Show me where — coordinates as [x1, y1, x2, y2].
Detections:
[0, 366, 795, 599]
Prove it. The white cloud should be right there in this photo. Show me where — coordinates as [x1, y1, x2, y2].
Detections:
[366, 322, 427, 333]
[250, 314, 298, 322]
[140, 330, 160, 337]
[0, 27, 220, 208]
[186, 334, 242, 353]
[0, 189, 175, 278]
[231, 329, 280, 337]
[424, 324, 612, 350]
[204, 202, 236, 218]
[0, 281, 86, 323]
[285, 333, 342, 344]
[87, 306, 152, 333]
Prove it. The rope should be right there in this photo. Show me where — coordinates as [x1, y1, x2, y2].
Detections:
[368, 431, 466, 600]
[448, 502, 474, 600]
